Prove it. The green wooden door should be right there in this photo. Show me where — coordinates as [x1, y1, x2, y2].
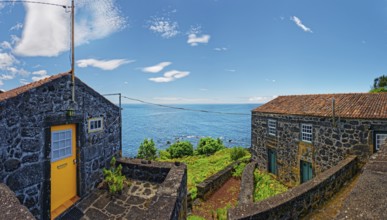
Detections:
[268, 149, 277, 175]
[301, 161, 313, 183]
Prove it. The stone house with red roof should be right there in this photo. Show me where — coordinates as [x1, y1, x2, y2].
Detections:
[251, 93, 387, 186]
[0, 72, 121, 219]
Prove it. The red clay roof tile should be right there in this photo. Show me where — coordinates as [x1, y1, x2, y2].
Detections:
[253, 93, 387, 119]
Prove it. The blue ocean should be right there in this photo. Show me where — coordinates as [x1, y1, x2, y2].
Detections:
[121, 104, 259, 157]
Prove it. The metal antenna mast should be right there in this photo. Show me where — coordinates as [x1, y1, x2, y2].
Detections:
[71, 0, 75, 103]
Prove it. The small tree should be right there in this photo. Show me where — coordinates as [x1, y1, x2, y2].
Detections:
[370, 75, 387, 93]
[137, 139, 157, 160]
[167, 141, 194, 158]
[103, 157, 126, 195]
[196, 137, 225, 155]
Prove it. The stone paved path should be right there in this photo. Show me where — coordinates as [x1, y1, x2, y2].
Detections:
[76, 179, 159, 220]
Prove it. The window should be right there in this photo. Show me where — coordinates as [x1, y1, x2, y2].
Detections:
[375, 134, 387, 151]
[268, 119, 277, 136]
[300, 160, 313, 183]
[88, 117, 103, 132]
[51, 130, 72, 162]
[301, 124, 313, 142]
[268, 148, 277, 175]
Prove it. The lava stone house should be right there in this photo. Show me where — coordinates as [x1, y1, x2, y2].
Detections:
[0, 72, 121, 219]
[251, 93, 387, 186]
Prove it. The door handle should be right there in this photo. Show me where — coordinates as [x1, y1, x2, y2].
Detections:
[57, 163, 68, 169]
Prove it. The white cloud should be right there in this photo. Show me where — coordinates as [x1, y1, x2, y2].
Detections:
[225, 69, 236, 72]
[19, 79, 29, 85]
[148, 17, 179, 39]
[187, 34, 210, 46]
[248, 96, 278, 103]
[31, 69, 49, 81]
[142, 62, 171, 73]
[13, 0, 126, 57]
[7, 67, 29, 76]
[1, 41, 12, 50]
[0, 53, 17, 69]
[32, 70, 47, 76]
[32, 75, 50, 81]
[10, 35, 20, 45]
[214, 47, 227, 51]
[0, 74, 15, 80]
[149, 70, 190, 83]
[290, 16, 313, 33]
[77, 59, 133, 70]
[10, 23, 23, 31]
[187, 25, 202, 35]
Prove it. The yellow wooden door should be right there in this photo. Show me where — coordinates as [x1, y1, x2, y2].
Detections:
[50, 124, 77, 217]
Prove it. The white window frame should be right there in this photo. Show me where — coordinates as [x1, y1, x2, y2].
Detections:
[375, 134, 387, 151]
[51, 129, 72, 162]
[268, 119, 277, 136]
[88, 117, 104, 133]
[301, 124, 313, 143]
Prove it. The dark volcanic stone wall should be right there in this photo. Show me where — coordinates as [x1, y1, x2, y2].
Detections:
[0, 75, 120, 219]
[251, 112, 386, 186]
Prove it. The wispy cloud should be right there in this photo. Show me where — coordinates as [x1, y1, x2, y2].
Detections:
[187, 34, 210, 46]
[199, 88, 208, 91]
[225, 69, 236, 72]
[142, 62, 171, 73]
[13, 0, 126, 57]
[32, 70, 47, 76]
[187, 25, 202, 35]
[77, 59, 133, 70]
[10, 22, 23, 31]
[19, 79, 29, 85]
[290, 16, 312, 33]
[147, 16, 179, 39]
[31, 69, 49, 81]
[248, 95, 278, 103]
[0, 53, 17, 69]
[149, 70, 189, 83]
[1, 41, 12, 50]
[214, 47, 227, 51]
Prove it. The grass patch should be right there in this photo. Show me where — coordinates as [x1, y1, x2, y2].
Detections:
[158, 148, 250, 200]
[253, 170, 288, 202]
[187, 215, 206, 220]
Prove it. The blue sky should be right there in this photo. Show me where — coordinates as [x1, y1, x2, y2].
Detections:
[0, 0, 386, 104]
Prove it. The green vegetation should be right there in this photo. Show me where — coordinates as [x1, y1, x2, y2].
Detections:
[253, 170, 288, 202]
[158, 148, 251, 200]
[187, 215, 206, 220]
[103, 157, 127, 195]
[232, 162, 247, 179]
[137, 139, 157, 160]
[166, 141, 194, 158]
[212, 204, 231, 220]
[230, 146, 248, 161]
[370, 75, 387, 93]
[196, 137, 225, 155]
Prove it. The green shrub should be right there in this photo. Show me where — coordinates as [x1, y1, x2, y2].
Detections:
[230, 147, 248, 161]
[232, 162, 247, 178]
[167, 141, 194, 158]
[187, 215, 206, 220]
[137, 139, 157, 160]
[196, 137, 225, 155]
[159, 150, 171, 160]
[103, 157, 126, 195]
[253, 170, 288, 202]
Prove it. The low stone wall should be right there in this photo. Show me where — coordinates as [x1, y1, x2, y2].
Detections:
[228, 155, 359, 219]
[117, 158, 187, 220]
[238, 162, 257, 205]
[196, 161, 239, 200]
[118, 158, 170, 183]
[0, 183, 35, 220]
